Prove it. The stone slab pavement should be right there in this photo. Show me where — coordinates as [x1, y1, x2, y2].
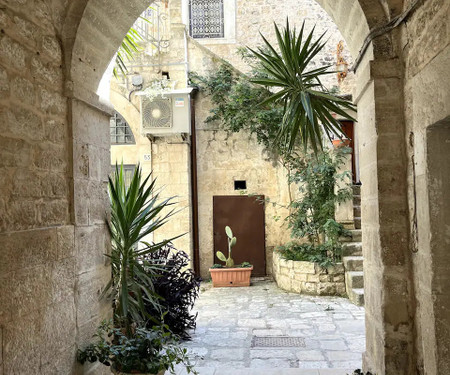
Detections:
[175, 280, 365, 375]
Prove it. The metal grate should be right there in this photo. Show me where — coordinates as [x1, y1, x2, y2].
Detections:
[110, 112, 135, 144]
[251, 336, 306, 348]
[189, 0, 224, 39]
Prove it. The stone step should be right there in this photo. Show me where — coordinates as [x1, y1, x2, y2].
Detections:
[354, 217, 361, 229]
[343, 256, 364, 271]
[342, 242, 362, 256]
[340, 229, 362, 242]
[352, 184, 361, 195]
[353, 205, 361, 217]
[346, 271, 364, 289]
[348, 288, 365, 306]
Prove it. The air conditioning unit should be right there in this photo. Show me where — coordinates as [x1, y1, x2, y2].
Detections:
[138, 88, 194, 136]
[141, 97, 173, 131]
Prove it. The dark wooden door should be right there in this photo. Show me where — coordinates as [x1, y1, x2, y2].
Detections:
[340, 121, 356, 183]
[213, 195, 266, 276]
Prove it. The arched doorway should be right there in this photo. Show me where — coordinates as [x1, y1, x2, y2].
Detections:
[0, 0, 448, 374]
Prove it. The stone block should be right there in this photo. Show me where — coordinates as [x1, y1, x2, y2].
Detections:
[0, 227, 58, 274]
[75, 267, 111, 326]
[277, 275, 292, 291]
[293, 261, 316, 274]
[11, 76, 35, 105]
[41, 35, 63, 63]
[327, 263, 344, 275]
[0, 35, 27, 71]
[0, 66, 9, 94]
[0, 107, 43, 142]
[2, 312, 41, 374]
[38, 86, 67, 116]
[317, 282, 337, 295]
[43, 119, 67, 144]
[303, 282, 317, 294]
[51, 257, 76, 303]
[31, 56, 63, 87]
[75, 225, 109, 274]
[307, 274, 320, 283]
[40, 298, 76, 365]
[291, 280, 302, 293]
[320, 274, 333, 282]
[294, 273, 307, 282]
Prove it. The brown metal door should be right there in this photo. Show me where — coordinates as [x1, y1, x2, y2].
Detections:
[213, 195, 266, 276]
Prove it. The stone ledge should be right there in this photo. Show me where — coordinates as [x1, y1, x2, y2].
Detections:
[273, 252, 346, 297]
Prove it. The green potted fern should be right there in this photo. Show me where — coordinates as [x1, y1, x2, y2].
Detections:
[209, 226, 253, 287]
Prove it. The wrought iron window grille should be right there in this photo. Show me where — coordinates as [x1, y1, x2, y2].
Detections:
[110, 112, 135, 145]
[189, 0, 225, 39]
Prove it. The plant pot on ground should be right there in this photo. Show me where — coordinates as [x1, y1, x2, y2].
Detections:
[77, 320, 196, 375]
[209, 226, 253, 287]
[332, 138, 351, 148]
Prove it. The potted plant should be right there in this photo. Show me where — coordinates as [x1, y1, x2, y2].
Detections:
[331, 137, 351, 148]
[209, 226, 253, 287]
[78, 320, 197, 375]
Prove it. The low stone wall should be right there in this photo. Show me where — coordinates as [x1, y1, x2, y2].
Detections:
[273, 252, 346, 296]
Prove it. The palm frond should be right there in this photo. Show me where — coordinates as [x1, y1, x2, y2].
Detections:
[249, 19, 356, 152]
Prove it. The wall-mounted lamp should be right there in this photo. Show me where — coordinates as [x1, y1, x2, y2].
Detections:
[336, 41, 348, 84]
[129, 73, 144, 101]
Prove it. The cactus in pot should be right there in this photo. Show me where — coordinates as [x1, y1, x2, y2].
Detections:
[216, 226, 237, 267]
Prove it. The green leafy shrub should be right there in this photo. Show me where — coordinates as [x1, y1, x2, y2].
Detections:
[277, 242, 342, 268]
[276, 149, 351, 266]
[140, 243, 201, 340]
[78, 320, 196, 374]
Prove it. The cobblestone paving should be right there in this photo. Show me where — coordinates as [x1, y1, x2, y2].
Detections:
[176, 280, 365, 375]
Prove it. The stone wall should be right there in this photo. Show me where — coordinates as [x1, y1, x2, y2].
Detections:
[0, 2, 112, 374]
[402, 0, 450, 373]
[273, 252, 346, 296]
[1, 0, 450, 374]
[185, 0, 355, 95]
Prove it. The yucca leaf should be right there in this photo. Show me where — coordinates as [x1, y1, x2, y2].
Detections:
[249, 19, 355, 151]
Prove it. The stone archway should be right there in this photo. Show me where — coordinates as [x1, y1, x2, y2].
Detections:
[0, 0, 449, 374]
[64, 1, 411, 373]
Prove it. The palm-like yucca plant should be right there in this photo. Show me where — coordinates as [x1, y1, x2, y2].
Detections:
[106, 164, 180, 331]
[249, 20, 356, 152]
[114, 26, 144, 79]
[114, 15, 151, 78]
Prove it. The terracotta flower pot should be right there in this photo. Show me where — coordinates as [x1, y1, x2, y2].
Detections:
[209, 266, 253, 287]
[332, 139, 351, 148]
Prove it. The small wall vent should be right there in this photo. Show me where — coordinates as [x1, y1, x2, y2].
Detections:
[234, 180, 247, 190]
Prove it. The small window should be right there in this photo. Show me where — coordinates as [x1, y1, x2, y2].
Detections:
[110, 112, 135, 145]
[111, 164, 136, 190]
[234, 180, 247, 190]
[189, 0, 224, 39]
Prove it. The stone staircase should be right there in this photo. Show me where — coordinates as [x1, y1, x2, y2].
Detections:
[342, 185, 364, 306]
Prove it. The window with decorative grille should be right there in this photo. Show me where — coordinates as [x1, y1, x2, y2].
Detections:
[110, 112, 135, 144]
[189, 0, 224, 39]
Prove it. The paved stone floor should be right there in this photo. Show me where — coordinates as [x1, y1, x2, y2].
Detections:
[176, 280, 365, 375]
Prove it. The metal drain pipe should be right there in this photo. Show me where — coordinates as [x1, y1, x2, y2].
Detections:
[189, 91, 200, 276]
